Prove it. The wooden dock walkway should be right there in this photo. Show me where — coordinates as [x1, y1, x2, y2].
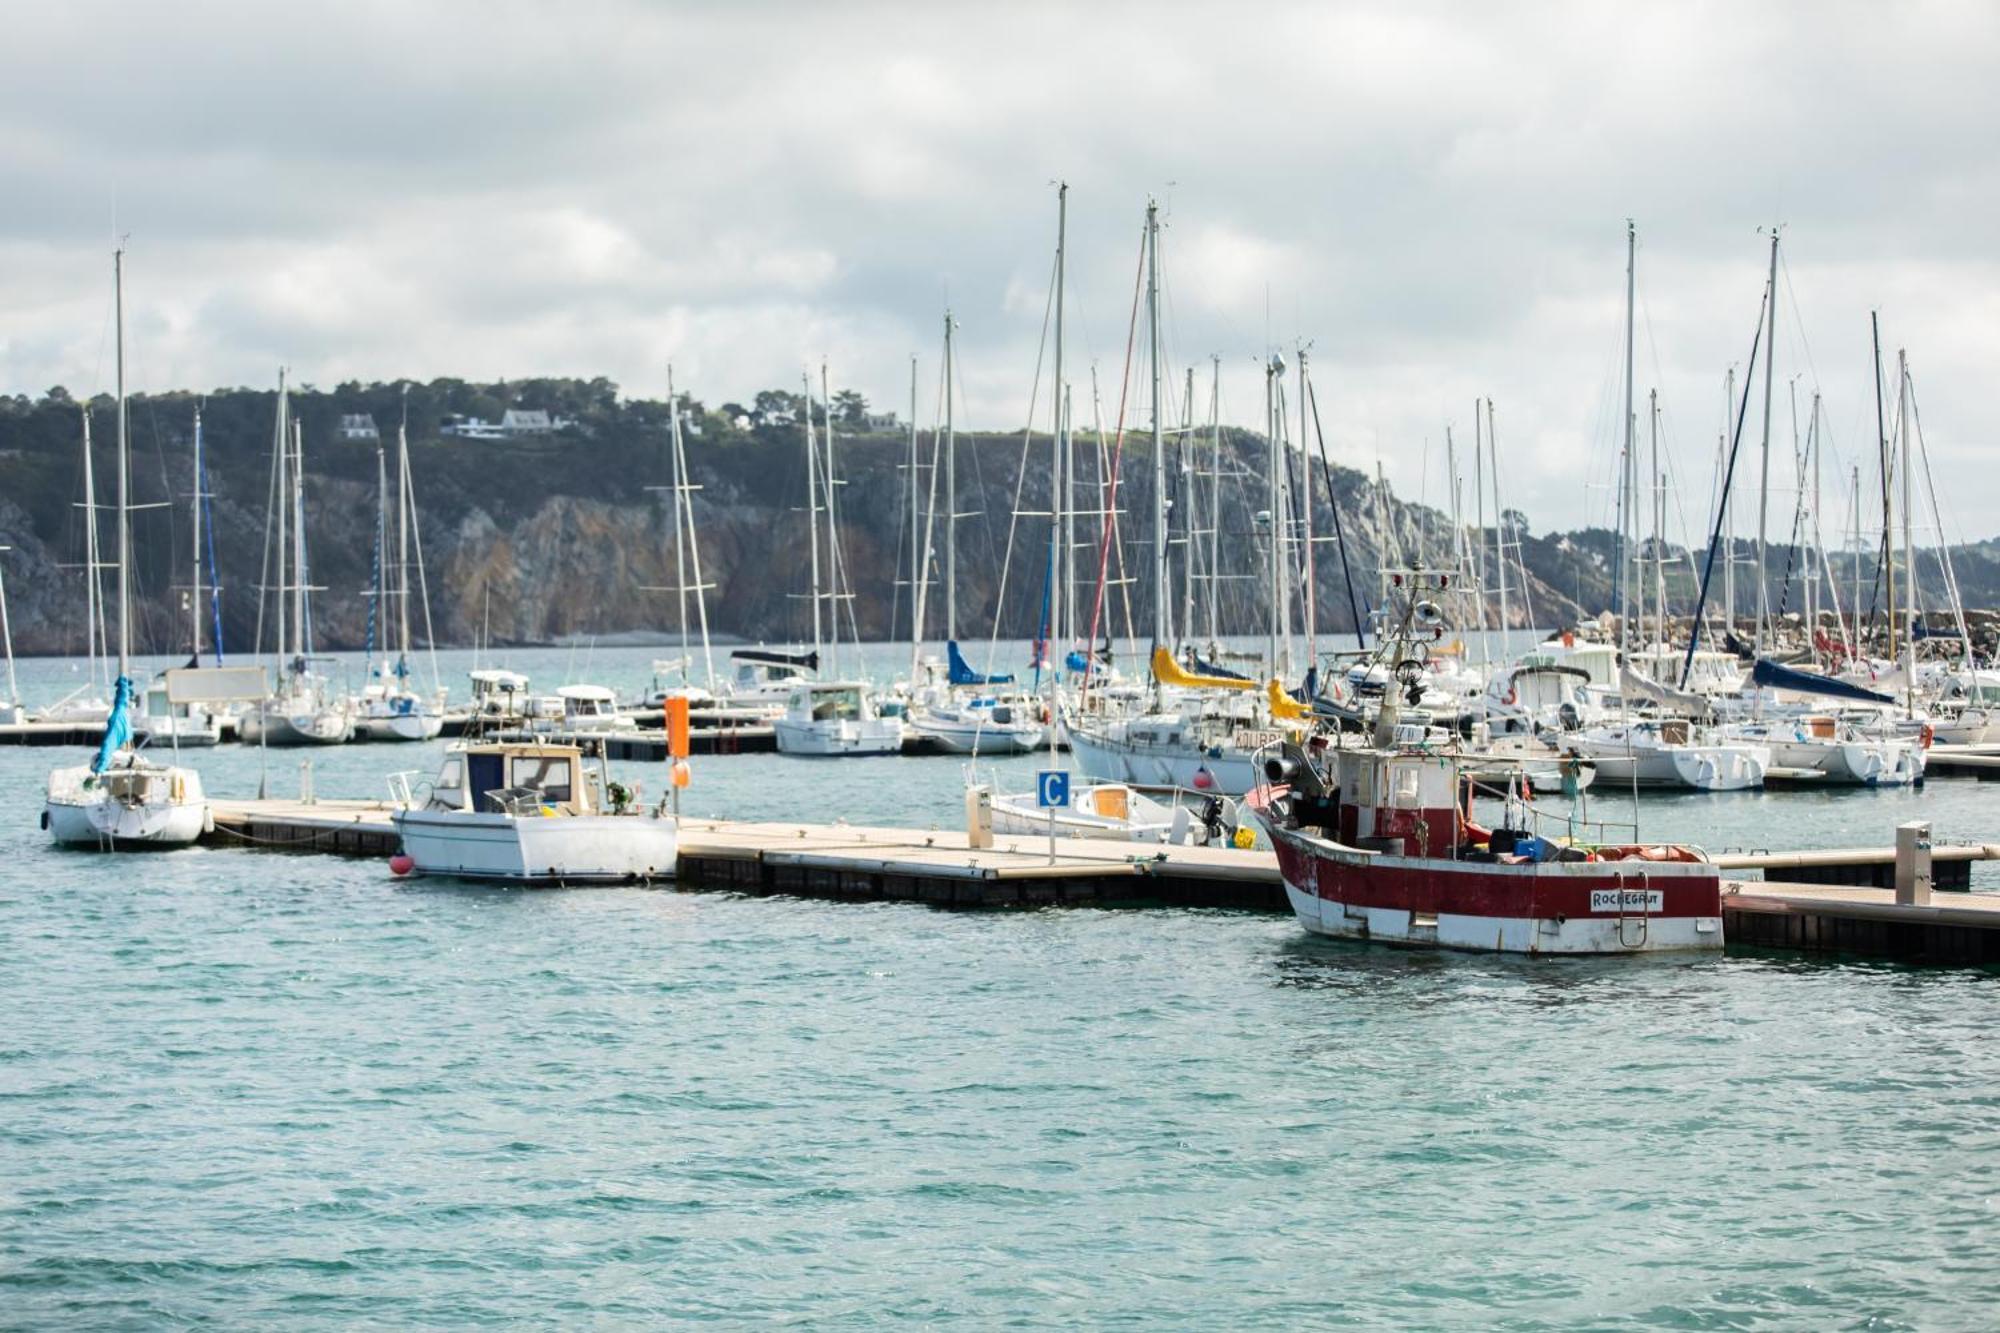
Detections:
[196, 799, 2000, 962]
[1925, 744, 2000, 780]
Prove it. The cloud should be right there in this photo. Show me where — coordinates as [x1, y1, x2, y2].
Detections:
[1, 0, 1997, 537]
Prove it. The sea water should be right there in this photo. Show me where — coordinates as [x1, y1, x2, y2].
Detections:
[3, 644, 1997, 1326]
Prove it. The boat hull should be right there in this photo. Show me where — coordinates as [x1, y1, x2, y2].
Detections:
[1065, 724, 1263, 794]
[910, 716, 1045, 755]
[773, 718, 904, 756]
[354, 709, 446, 742]
[1262, 818, 1723, 955]
[393, 809, 678, 883]
[45, 761, 209, 849]
[241, 706, 354, 747]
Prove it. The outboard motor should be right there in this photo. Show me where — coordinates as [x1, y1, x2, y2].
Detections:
[1557, 701, 1581, 732]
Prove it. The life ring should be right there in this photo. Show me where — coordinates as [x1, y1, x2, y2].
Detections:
[1920, 723, 1935, 749]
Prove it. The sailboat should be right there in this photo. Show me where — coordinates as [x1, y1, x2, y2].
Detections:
[135, 403, 223, 747]
[1066, 200, 1309, 794]
[239, 373, 354, 747]
[44, 248, 211, 848]
[906, 309, 1045, 756]
[354, 401, 445, 741]
[773, 367, 903, 757]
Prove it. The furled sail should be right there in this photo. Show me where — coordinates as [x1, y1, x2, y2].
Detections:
[947, 640, 1014, 686]
[1751, 657, 1896, 706]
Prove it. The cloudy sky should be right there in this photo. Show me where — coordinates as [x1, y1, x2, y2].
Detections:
[3, 1, 1995, 539]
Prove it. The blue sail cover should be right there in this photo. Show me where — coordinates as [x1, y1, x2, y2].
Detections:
[1751, 657, 1896, 706]
[92, 675, 134, 774]
[1189, 654, 1253, 682]
[947, 640, 1014, 686]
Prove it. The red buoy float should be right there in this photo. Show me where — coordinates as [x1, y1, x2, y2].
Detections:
[389, 853, 416, 876]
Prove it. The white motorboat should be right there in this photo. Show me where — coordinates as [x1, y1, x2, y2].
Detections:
[989, 780, 1247, 847]
[132, 678, 222, 747]
[774, 682, 904, 756]
[1737, 714, 1924, 787]
[390, 740, 676, 883]
[553, 684, 624, 732]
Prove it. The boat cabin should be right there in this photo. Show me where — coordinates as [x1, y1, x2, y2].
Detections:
[424, 742, 595, 816]
[556, 684, 619, 727]
[786, 682, 874, 722]
[469, 668, 532, 716]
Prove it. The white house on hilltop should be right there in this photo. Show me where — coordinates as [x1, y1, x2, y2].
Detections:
[440, 409, 573, 440]
[338, 413, 380, 441]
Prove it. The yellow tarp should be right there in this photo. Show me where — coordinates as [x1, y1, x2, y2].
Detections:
[1267, 679, 1311, 721]
[1151, 646, 1256, 692]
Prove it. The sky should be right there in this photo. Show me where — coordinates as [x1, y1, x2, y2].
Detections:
[2, 0, 1996, 541]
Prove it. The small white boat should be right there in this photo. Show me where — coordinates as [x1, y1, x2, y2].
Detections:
[990, 781, 1245, 846]
[240, 673, 354, 747]
[774, 681, 904, 756]
[354, 688, 446, 742]
[390, 740, 676, 883]
[909, 695, 1045, 754]
[133, 678, 222, 747]
[1570, 719, 1768, 791]
[553, 684, 624, 732]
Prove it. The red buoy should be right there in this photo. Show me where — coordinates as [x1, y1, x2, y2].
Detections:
[389, 853, 416, 876]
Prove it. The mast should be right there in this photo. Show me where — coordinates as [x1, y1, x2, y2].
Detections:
[1297, 346, 1316, 672]
[1899, 348, 1915, 712]
[273, 370, 288, 671]
[672, 374, 715, 691]
[802, 370, 824, 667]
[114, 246, 130, 678]
[821, 362, 846, 675]
[1146, 199, 1167, 674]
[1265, 352, 1283, 677]
[943, 310, 957, 645]
[1755, 229, 1779, 655]
[1489, 400, 1511, 650]
[1618, 219, 1635, 652]
[1472, 399, 1486, 658]
[1721, 366, 1735, 633]
[907, 354, 921, 678]
[191, 404, 205, 661]
[81, 409, 103, 686]
[397, 389, 412, 668]
[1052, 183, 1067, 675]
[291, 417, 307, 662]
[1651, 388, 1665, 651]
[371, 438, 388, 678]
[1873, 312, 1892, 656]
[667, 367, 691, 680]
[1206, 354, 1222, 647]
[1179, 364, 1196, 652]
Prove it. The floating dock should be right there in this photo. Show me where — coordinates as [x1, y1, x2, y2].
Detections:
[195, 800, 2000, 962]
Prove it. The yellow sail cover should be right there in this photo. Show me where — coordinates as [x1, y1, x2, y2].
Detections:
[1150, 646, 1256, 692]
[1266, 678, 1311, 720]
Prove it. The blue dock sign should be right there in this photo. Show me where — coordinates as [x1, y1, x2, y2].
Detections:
[1035, 770, 1071, 810]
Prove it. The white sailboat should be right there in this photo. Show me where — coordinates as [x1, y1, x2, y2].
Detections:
[774, 367, 902, 757]
[135, 402, 223, 747]
[906, 309, 1045, 755]
[240, 373, 354, 747]
[354, 400, 445, 741]
[44, 248, 211, 848]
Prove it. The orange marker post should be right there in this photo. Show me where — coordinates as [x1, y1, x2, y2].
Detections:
[665, 698, 691, 818]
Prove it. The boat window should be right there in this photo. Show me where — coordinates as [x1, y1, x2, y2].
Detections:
[813, 689, 862, 722]
[434, 756, 464, 795]
[509, 756, 574, 803]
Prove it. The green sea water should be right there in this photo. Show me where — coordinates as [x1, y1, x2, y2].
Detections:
[4, 645, 1997, 1327]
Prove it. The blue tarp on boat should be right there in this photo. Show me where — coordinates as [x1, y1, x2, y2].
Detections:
[1751, 657, 1896, 706]
[92, 675, 134, 774]
[948, 640, 1014, 686]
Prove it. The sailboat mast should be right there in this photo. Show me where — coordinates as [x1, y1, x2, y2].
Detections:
[667, 366, 691, 678]
[1720, 367, 1735, 633]
[1651, 389, 1665, 651]
[907, 355, 921, 678]
[1873, 312, 1892, 656]
[372, 439, 388, 677]
[802, 370, 824, 667]
[1898, 348, 1915, 712]
[397, 390, 411, 664]
[1265, 355, 1282, 677]
[1297, 347, 1316, 671]
[1207, 355, 1222, 646]
[81, 410, 102, 684]
[191, 404, 204, 661]
[1146, 200, 1167, 666]
[291, 418, 307, 661]
[114, 247, 130, 678]
[1619, 220, 1635, 656]
[821, 362, 845, 676]
[1490, 400, 1511, 651]
[1755, 230, 1779, 655]
[273, 370, 288, 669]
[943, 310, 957, 645]
[1051, 182, 1067, 674]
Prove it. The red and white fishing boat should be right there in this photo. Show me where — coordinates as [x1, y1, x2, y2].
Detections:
[1249, 577, 1723, 956]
